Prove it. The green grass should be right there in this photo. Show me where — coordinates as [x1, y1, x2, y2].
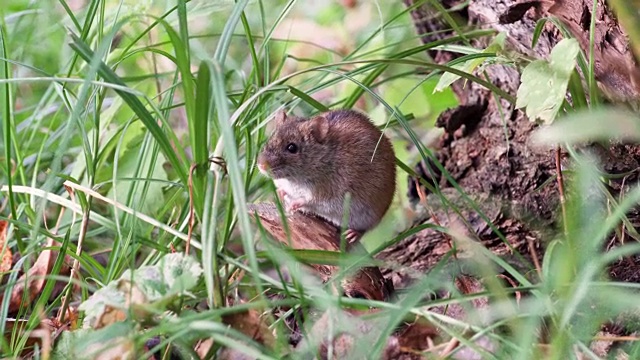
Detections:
[2, 0, 640, 359]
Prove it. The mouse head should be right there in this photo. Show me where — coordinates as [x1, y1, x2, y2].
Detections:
[257, 110, 332, 182]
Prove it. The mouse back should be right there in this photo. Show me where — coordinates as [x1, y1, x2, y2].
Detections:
[320, 109, 397, 224]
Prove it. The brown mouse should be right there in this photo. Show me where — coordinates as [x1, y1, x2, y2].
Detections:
[257, 109, 396, 243]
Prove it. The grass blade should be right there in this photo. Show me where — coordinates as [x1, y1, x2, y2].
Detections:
[68, 30, 188, 186]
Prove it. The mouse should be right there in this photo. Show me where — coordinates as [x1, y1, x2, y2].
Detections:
[257, 109, 396, 244]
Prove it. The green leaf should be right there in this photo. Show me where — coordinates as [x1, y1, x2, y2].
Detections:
[158, 252, 204, 295]
[195, 62, 211, 166]
[385, 78, 434, 119]
[532, 18, 548, 48]
[79, 253, 203, 328]
[0, 23, 22, 251]
[107, 137, 168, 216]
[343, 30, 497, 109]
[68, 31, 188, 185]
[533, 107, 640, 146]
[516, 38, 580, 124]
[51, 328, 92, 360]
[288, 85, 329, 112]
[435, 32, 506, 92]
[78, 282, 126, 329]
[119, 253, 202, 302]
[52, 322, 135, 360]
[434, 62, 468, 93]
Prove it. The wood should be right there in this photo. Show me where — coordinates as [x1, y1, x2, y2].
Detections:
[247, 203, 393, 301]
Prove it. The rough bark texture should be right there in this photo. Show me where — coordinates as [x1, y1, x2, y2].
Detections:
[248, 203, 393, 301]
[382, 0, 640, 288]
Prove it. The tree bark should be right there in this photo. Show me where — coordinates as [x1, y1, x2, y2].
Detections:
[384, 0, 640, 286]
[248, 203, 393, 301]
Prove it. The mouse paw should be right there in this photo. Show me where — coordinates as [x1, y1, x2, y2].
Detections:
[285, 198, 306, 213]
[276, 188, 288, 202]
[344, 229, 362, 244]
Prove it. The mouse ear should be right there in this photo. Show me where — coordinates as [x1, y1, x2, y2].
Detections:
[310, 116, 330, 142]
[274, 110, 288, 127]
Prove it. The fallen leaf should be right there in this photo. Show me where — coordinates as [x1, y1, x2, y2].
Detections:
[221, 305, 275, 348]
[196, 302, 279, 360]
[2, 236, 71, 313]
[396, 321, 439, 352]
[195, 338, 215, 359]
[0, 220, 12, 274]
[3, 316, 64, 359]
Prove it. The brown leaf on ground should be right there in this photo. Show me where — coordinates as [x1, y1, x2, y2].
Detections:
[248, 203, 394, 301]
[221, 306, 276, 348]
[196, 305, 277, 359]
[195, 338, 215, 359]
[1, 236, 71, 313]
[215, 347, 259, 360]
[86, 280, 150, 330]
[3, 315, 70, 359]
[0, 220, 12, 274]
[396, 321, 440, 353]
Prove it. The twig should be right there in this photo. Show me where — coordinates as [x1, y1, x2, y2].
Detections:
[592, 335, 640, 342]
[497, 273, 522, 304]
[526, 235, 542, 280]
[58, 188, 91, 323]
[439, 336, 459, 358]
[210, 156, 228, 175]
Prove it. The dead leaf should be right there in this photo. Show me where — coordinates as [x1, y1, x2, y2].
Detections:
[3, 316, 65, 359]
[92, 280, 149, 329]
[195, 338, 215, 359]
[216, 347, 257, 360]
[221, 306, 275, 348]
[1, 236, 71, 313]
[396, 321, 440, 352]
[0, 220, 12, 274]
[94, 305, 129, 330]
[196, 305, 277, 360]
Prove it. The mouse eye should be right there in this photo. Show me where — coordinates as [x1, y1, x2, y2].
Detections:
[286, 143, 298, 154]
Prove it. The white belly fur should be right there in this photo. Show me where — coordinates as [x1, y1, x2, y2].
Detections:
[272, 179, 375, 230]
[273, 178, 313, 203]
[273, 178, 345, 225]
